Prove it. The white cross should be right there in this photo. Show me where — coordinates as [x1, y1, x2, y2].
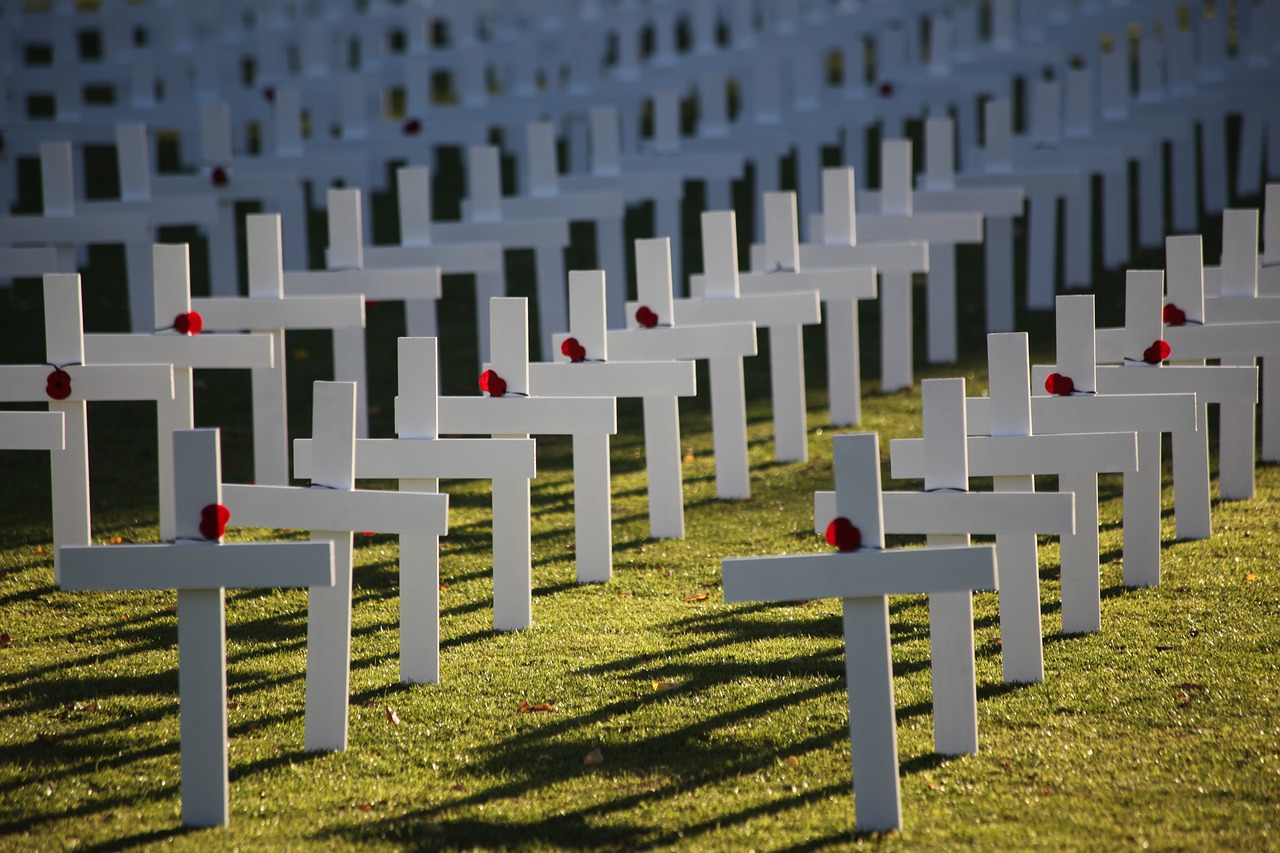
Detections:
[0, 274, 173, 582]
[722, 432, 997, 833]
[0, 247, 59, 281]
[293, 337, 537, 685]
[763, 167, 929, 394]
[819, 377, 1074, 727]
[736, 191, 877, 427]
[0, 142, 148, 321]
[150, 104, 309, 296]
[438, 297, 618, 617]
[459, 145, 574, 362]
[83, 244, 274, 533]
[644, 88, 749, 225]
[1024, 295, 1196, 629]
[222, 381, 449, 753]
[543, 270, 698, 542]
[519, 121, 629, 327]
[58, 428, 335, 827]
[191, 213, 365, 486]
[961, 99, 1087, 311]
[282, 187, 442, 438]
[684, 209, 821, 462]
[1101, 233, 1280, 499]
[1065, 266, 1258, 547]
[611, 238, 758, 499]
[1197, 205, 1280, 463]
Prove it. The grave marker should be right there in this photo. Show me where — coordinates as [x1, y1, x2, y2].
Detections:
[222, 382, 448, 752]
[613, 238, 758, 499]
[722, 433, 997, 832]
[59, 428, 335, 827]
[0, 274, 173, 581]
[293, 338, 537, 684]
[544, 271, 697, 540]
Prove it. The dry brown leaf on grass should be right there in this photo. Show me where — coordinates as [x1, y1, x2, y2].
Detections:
[583, 744, 604, 765]
[518, 700, 554, 713]
[683, 593, 709, 603]
[1245, 572, 1257, 581]
[386, 707, 401, 725]
[652, 681, 681, 692]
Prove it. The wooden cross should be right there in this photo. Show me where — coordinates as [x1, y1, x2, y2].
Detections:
[459, 146, 574, 361]
[683, 210, 822, 463]
[222, 381, 449, 753]
[543, 270, 698, 542]
[611, 238, 758, 499]
[761, 167, 929, 393]
[437, 297, 617, 613]
[1025, 296, 1196, 628]
[59, 428, 335, 827]
[149, 104, 309, 296]
[0, 274, 173, 582]
[722, 432, 997, 832]
[819, 377, 1074, 723]
[738, 190, 877, 427]
[83, 244, 275, 526]
[282, 188, 442, 438]
[1198, 207, 1280, 463]
[293, 337, 536, 684]
[0, 142, 148, 323]
[1075, 267, 1258, 546]
[192, 213, 365, 486]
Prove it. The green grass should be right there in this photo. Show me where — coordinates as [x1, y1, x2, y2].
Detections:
[2, 171, 1279, 849]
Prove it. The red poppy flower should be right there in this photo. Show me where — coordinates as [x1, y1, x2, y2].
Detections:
[1163, 303, 1187, 326]
[478, 369, 507, 397]
[561, 337, 587, 362]
[1044, 372, 1075, 396]
[1142, 339, 1171, 364]
[878, 81, 895, 98]
[199, 504, 231, 541]
[402, 117, 423, 136]
[210, 165, 229, 187]
[173, 311, 203, 335]
[45, 369, 72, 400]
[826, 517, 862, 552]
[635, 306, 659, 329]
[262, 86, 276, 103]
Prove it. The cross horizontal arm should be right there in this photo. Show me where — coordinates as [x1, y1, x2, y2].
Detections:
[737, 268, 878, 301]
[0, 214, 148, 243]
[1204, 297, 1280, 323]
[778, 242, 929, 274]
[529, 361, 696, 398]
[58, 541, 335, 591]
[437, 396, 617, 436]
[1095, 322, 1280, 361]
[222, 485, 448, 536]
[0, 364, 174, 402]
[0, 247, 60, 277]
[861, 186, 1025, 216]
[192, 296, 365, 331]
[890, 432, 1139, 477]
[283, 268, 442, 300]
[722, 545, 997, 603]
[362, 243, 503, 275]
[434, 220, 569, 248]
[671, 293, 821, 328]
[856, 212, 983, 244]
[814, 491, 1075, 536]
[1034, 364, 1257, 404]
[0, 411, 65, 450]
[84, 334, 275, 369]
[293, 437, 536, 480]
[607, 324, 757, 360]
[965, 395, 1198, 435]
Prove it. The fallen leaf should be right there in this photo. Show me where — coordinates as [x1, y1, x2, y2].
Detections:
[1245, 572, 1257, 581]
[785, 756, 800, 767]
[0, 632, 10, 644]
[518, 700, 554, 713]
[227, 701, 241, 710]
[386, 707, 400, 726]
[683, 593, 709, 603]
[616, 592, 633, 599]
[683, 452, 695, 462]
[108, 537, 123, 545]
[439, 583, 450, 591]
[34, 546, 46, 555]
[451, 783, 465, 792]
[357, 803, 373, 812]
[989, 636, 1003, 646]
[583, 744, 604, 765]
[652, 681, 681, 692]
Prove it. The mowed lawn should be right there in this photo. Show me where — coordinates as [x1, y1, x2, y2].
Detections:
[1, 179, 1278, 849]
